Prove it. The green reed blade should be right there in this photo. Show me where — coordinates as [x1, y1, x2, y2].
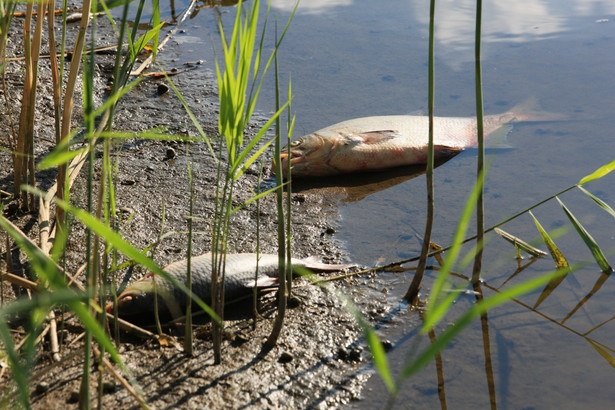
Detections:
[577, 186, 615, 220]
[556, 197, 613, 273]
[578, 159, 615, 186]
[586, 338, 615, 368]
[530, 211, 569, 269]
[494, 227, 547, 257]
[403, 267, 567, 379]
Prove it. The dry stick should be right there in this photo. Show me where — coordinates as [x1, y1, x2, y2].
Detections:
[130, 0, 198, 76]
[0, 270, 39, 290]
[48, 309, 61, 362]
[4, 43, 128, 62]
[94, 347, 150, 410]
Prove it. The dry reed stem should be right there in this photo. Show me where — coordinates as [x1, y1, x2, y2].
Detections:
[56, 0, 92, 228]
[0, 270, 39, 290]
[130, 0, 198, 76]
[94, 347, 150, 409]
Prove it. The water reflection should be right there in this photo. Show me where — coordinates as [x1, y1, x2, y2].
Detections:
[271, 0, 353, 14]
[418, 0, 615, 65]
[290, 157, 456, 203]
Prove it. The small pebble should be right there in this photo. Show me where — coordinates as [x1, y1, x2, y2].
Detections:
[288, 296, 301, 309]
[67, 390, 80, 403]
[278, 352, 293, 363]
[381, 339, 393, 351]
[121, 179, 136, 185]
[157, 83, 169, 95]
[102, 381, 116, 394]
[325, 227, 336, 235]
[166, 147, 176, 160]
[348, 347, 362, 362]
[36, 382, 49, 393]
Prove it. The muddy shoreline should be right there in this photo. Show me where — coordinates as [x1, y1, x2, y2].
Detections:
[0, 9, 402, 409]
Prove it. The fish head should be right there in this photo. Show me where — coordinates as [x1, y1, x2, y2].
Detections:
[106, 278, 158, 317]
[276, 133, 340, 177]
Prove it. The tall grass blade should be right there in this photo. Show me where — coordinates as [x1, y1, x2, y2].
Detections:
[423, 172, 485, 332]
[471, 0, 485, 288]
[529, 211, 570, 308]
[556, 197, 613, 273]
[586, 339, 615, 368]
[578, 159, 615, 185]
[494, 227, 547, 257]
[404, 0, 436, 303]
[577, 186, 615, 220]
[530, 211, 568, 269]
[403, 267, 567, 378]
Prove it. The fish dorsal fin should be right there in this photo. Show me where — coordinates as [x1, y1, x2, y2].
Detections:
[340, 130, 399, 145]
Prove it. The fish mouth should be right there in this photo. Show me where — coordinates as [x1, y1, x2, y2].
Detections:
[274, 150, 304, 174]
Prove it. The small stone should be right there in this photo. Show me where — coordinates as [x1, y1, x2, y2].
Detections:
[337, 347, 348, 360]
[288, 296, 301, 309]
[121, 179, 136, 185]
[196, 59, 204, 65]
[157, 83, 169, 95]
[292, 194, 306, 203]
[278, 352, 293, 363]
[325, 227, 336, 235]
[232, 334, 249, 347]
[67, 390, 80, 403]
[102, 381, 116, 394]
[36, 382, 49, 393]
[166, 147, 176, 160]
[381, 339, 393, 351]
[348, 347, 362, 362]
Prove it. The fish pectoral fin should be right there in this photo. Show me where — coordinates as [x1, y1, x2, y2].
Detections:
[341, 130, 399, 145]
[246, 277, 279, 289]
[433, 145, 464, 159]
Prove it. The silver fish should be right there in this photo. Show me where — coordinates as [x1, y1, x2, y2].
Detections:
[278, 101, 560, 177]
[106, 253, 352, 317]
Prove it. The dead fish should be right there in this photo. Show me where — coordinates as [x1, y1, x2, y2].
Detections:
[106, 253, 352, 318]
[278, 100, 561, 177]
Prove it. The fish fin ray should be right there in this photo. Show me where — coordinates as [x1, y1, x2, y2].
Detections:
[341, 130, 400, 145]
[484, 125, 514, 149]
[433, 145, 465, 159]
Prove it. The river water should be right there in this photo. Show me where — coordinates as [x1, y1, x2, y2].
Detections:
[147, 0, 615, 407]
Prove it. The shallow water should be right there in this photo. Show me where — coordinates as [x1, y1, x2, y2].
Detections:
[149, 0, 615, 407]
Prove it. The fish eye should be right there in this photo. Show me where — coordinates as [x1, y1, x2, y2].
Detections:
[290, 139, 303, 147]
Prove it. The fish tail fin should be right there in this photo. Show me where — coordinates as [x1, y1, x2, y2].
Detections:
[509, 97, 566, 122]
